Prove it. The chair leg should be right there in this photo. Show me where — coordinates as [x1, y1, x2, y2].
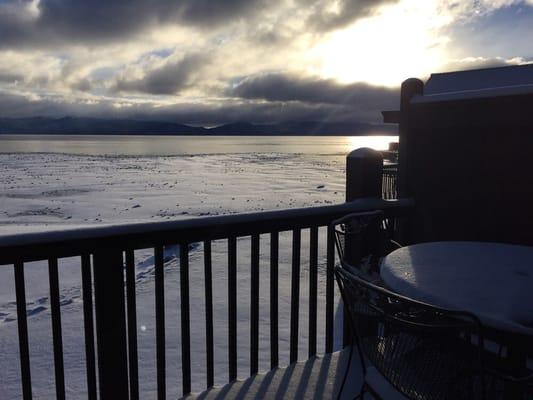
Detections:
[352, 386, 364, 400]
[363, 381, 384, 400]
[350, 380, 369, 400]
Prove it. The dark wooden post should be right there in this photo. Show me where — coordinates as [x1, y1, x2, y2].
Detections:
[397, 78, 423, 244]
[93, 250, 130, 400]
[344, 148, 383, 346]
[346, 148, 383, 201]
[398, 78, 424, 198]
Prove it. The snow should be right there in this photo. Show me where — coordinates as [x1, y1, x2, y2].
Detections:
[414, 64, 533, 103]
[0, 152, 346, 230]
[411, 83, 533, 104]
[0, 135, 394, 399]
[381, 241, 533, 336]
[424, 64, 533, 95]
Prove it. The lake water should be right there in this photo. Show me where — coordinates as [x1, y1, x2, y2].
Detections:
[0, 134, 397, 155]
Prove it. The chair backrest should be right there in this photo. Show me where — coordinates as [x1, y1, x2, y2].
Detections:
[336, 266, 486, 400]
[332, 211, 385, 273]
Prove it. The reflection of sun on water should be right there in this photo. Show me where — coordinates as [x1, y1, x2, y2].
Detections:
[347, 136, 398, 152]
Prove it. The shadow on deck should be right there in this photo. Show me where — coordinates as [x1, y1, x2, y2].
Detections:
[184, 347, 364, 400]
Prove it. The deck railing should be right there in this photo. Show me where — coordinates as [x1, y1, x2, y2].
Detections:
[0, 149, 408, 399]
[382, 163, 398, 200]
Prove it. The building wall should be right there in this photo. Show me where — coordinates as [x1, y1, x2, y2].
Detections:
[403, 92, 533, 245]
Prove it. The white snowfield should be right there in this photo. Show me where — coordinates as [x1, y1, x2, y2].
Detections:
[0, 140, 378, 399]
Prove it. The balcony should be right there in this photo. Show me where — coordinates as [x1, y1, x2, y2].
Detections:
[0, 152, 410, 399]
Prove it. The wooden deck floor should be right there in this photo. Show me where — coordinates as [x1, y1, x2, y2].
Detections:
[183, 347, 364, 400]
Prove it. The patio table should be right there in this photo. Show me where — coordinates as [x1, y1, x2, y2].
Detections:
[380, 241, 533, 334]
[380, 241, 533, 397]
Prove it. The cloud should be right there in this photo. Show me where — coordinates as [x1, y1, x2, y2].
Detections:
[440, 0, 531, 16]
[0, 0, 268, 49]
[6, 0, 528, 51]
[114, 54, 207, 95]
[305, 0, 400, 31]
[0, 72, 24, 84]
[229, 73, 399, 110]
[70, 78, 92, 92]
[0, 86, 391, 125]
[438, 56, 531, 72]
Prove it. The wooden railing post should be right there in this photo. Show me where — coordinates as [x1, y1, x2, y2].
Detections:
[346, 148, 383, 202]
[398, 78, 423, 244]
[345, 147, 384, 267]
[93, 250, 129, 400]
[344, 148, 383, 345]
[398, 78, 424, 198]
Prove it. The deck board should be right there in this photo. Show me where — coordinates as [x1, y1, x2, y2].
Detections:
[183, 347, 364, 400]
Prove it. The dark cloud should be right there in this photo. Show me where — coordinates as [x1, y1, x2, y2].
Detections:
[249, 26, 290, 46]
[0, 68, 399, 124]
[0, 0, 398, 48]
[0, 0, 268, 48]
[170, 0, 266, 26]
[114, 54, 206, 95]
[229, 73, 398, 111]
[306, 0, 399, 31]
[70, 78, 92, 92]
[0, 87, 391, 125]
[0, 72, 24, 83]
[0, 91, 73, 117]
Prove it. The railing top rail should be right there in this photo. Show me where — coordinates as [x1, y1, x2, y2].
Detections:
[0, 198, 413, 265]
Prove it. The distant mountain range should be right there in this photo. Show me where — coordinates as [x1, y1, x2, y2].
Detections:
[0, 117, 396, 136]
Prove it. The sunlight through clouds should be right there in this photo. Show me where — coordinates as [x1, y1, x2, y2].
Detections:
[310, 0, 451, 86]
[309, 0, 533, 86]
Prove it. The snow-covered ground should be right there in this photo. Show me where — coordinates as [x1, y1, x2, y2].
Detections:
[0, 152, 345, 229]
[0, 135, 394, 399]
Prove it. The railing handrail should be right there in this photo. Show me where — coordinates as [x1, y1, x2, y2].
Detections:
[383, 163, 398, 168]
[0, 198, 413, 265]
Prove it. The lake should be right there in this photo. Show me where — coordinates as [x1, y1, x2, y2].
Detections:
[0, 134, 397, 155]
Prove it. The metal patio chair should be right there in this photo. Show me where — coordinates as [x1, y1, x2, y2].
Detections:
[335, 266, 488, 400]
[484, 355, 533, 399]
[332, 211, 400, 278]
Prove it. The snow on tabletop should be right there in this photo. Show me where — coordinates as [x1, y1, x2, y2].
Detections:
[381, 241, 533, 335]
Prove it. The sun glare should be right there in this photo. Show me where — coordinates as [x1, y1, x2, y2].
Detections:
[348, 135, 398, 152]
[311, 0, 450, 87]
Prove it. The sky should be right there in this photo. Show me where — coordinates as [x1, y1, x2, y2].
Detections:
[0, 0, 532, 126]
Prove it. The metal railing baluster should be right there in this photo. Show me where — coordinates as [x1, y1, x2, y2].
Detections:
[325, 226, 335, 353]
[14, 261, 32, 400]
[228, 236, 237, 382]
[154, 246, 165, 400]
[290, 229, 301, 364]
[270, 232, 279, 370]
[250, 234, 260, 375]
[180, 243, 191, 395]
[81, 254, 97, 400]
[48, 258, 65, 400]
[125, 250, 139, 400]
[308, 227, 318, 358]
[203, 241, 214, 388]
